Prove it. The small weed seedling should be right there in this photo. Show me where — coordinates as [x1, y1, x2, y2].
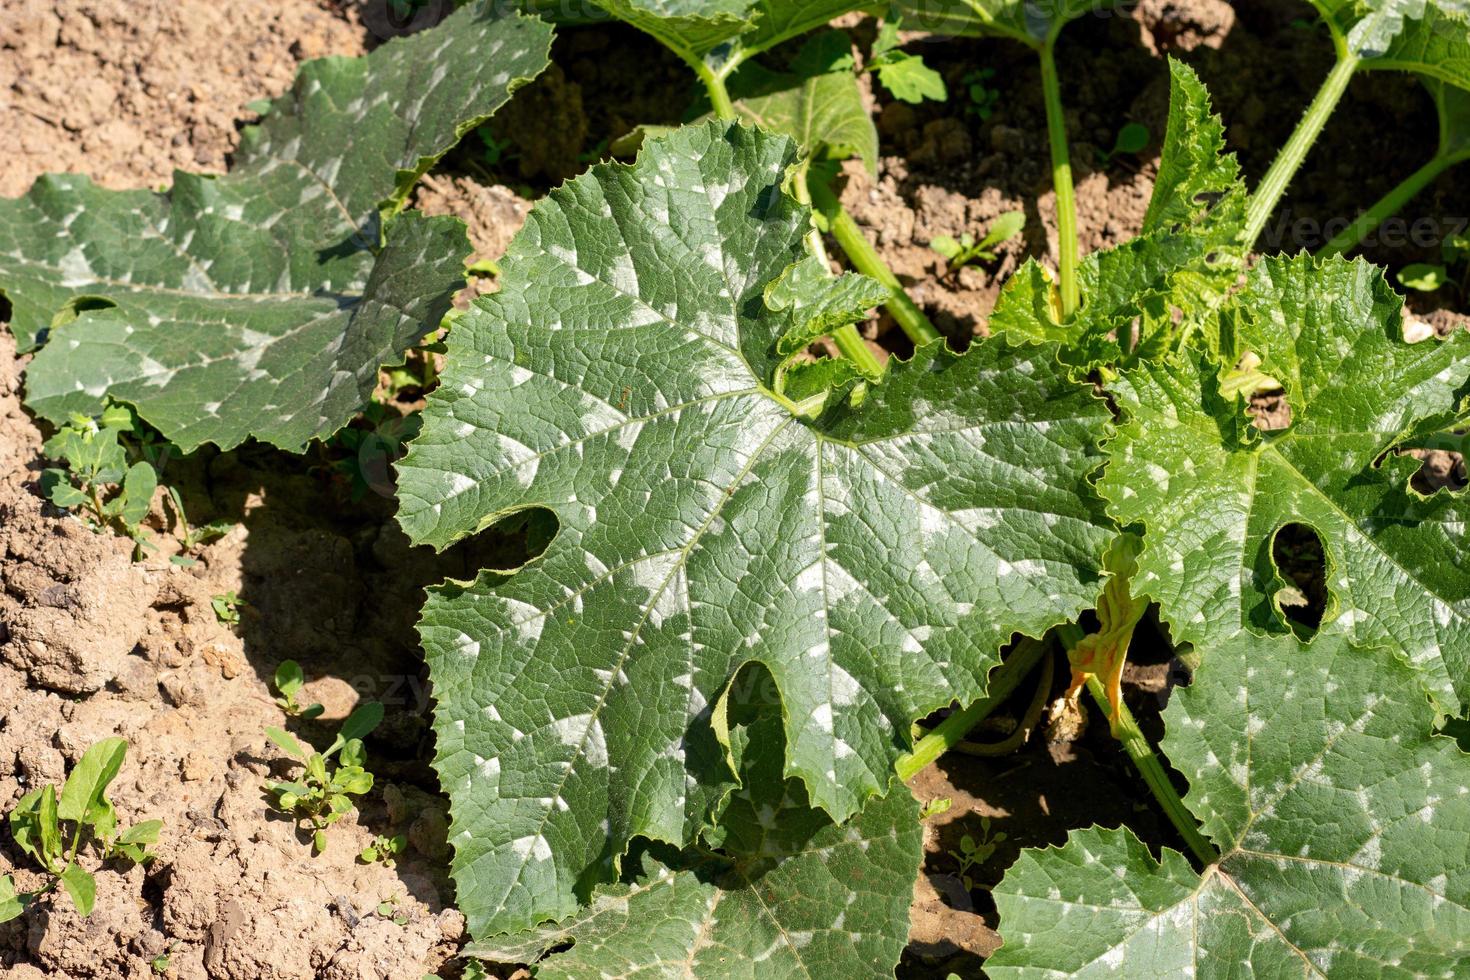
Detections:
[0, 738, 161, 923]
[163, 484, 233, 567]
[211, 591, 246, 628]
[360, 832, 408, 867]
[150, 943, 177, 975]
[961, 67, 1001, 120]
[1397, 231, 1470, 294]
[930, 211, 1026, 270]
[1099, 121, 1150, 163]
[265, 701, 384, 853]
[41, 406, 157, 556]
[947, 816, 1006, 892]
[272, 660, 324, 720]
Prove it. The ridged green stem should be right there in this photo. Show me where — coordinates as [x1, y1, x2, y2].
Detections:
[1243, 50, 1361, 250]
[694, 60, 738, 121]
[1039, 37, 1080, 317]
[895, 637, 1048, 783]
[809, 178, 943, 347]
[1056, 624, 1218, 866]
[1320, 152, 1464, 256]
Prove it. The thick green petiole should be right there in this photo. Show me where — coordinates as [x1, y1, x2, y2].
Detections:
[895, 636, 1049, 782]
[1242, 49, 1361, 251]
[1320, 152, 1466, 256]
[1056, 625, 1218, 866]
[693, 60, 739, 122]
[1038, 36, 1080, 317]
[808, 178, 943, 347]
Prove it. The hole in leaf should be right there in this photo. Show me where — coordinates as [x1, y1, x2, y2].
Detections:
[51, 294, 117, 329]
[1408, 446, 1467, 495]
[0, 289, 11, 325]
[1439, 715, 1470, 752]
[1271, 522, 1328, 634]
[443, 505, 557, 580]
[1248, 388, 1292, 431]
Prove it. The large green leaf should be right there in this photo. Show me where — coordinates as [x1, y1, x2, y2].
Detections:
[990, 628, 1470, 976]
[893, 0, 1114, 46]
[9, 2, 552, 452]
[1100, 254, 1470, 713]
[397, 120, 1114, 936]
[473, 703, 922, 977]
[989, 60, 1244, 364]
[591, 0, 879, 67]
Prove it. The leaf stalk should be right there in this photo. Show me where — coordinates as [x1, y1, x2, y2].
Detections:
[1056, 624, 1217, 866]
[1039, 36, 1080, 317]
[808, 177, 943, 347]
[895, 636, 1049, 783]
[1242, 50, 1361, 250]
[1319, 150, 1466, 256]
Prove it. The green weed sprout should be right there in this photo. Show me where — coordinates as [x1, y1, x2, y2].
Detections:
[1100, 122, 1150, 163]
[211, 591, 246, 628]
[360, 833, 409, 867]
[947, 815, 1006, 892]
[961, 67, 1001, 120]
[272, 660, 325, 719]
[41, 406, 157, 555]
[930, 211, 1026, 270]
[0, 738, 161, 923]
[265, 701, 384, 853]
[869, 16, 947, 104]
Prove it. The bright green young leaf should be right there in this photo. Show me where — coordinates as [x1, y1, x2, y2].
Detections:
[991, 628, 1470, 976]
[119, 461, 156, 530]
[875, 54, 948, 103]
[894, 0, 1114, 46]
[397, 120, 1114, 936]
[990, 60, 1244, 362]
[117, 819, 164, 846]
[870, 13, 948, 103]
[58, 863, 96, 918]
[473, 703, 921, 978]
[767, 255, 890, 361]
[1144, 61, 1244, 236]
[1101, 254, 1470, 713]
[9, 2, 552, 452]
[265, 727, 308, 762]
[0, 876, 22, 923]
[732, 64, 881, 174]
[58, 736, 127, 828]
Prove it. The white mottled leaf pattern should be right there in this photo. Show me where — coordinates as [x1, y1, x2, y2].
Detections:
[991, 628, 1470, 977]
[397, 120, 1114, 937]
[475, 708, 921, 978]
[11, 2, 551, 451]
[1101, 255, 1470, 713]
